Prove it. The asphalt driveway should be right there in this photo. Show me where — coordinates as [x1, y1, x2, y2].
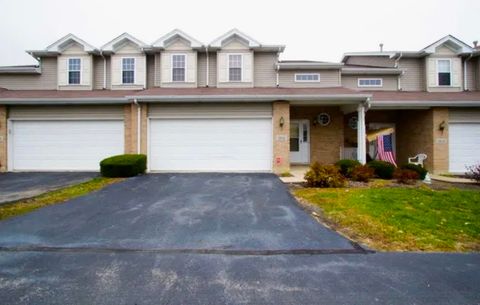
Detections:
[0, 173, 478, 304]
[0, 172, 98, 204]
[0, 173, 355, 251]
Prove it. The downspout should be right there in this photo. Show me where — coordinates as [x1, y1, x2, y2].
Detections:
[395, 52, 403, 90]
[205, 46, 209, 87]
[463, 53, 473, 91]
[276, 47, 281, 87]
[100, 50, 106, 89]
[133, 98, 141, 154]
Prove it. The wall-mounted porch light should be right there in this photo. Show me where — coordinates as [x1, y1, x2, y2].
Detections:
[438, 120, 446, 131]
[279, 116, 285, 128]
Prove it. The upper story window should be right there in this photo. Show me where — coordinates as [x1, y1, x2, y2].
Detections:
[68, 58, 81, 85]
[228, 54, 242, 81]
[437, 59, 451, 86]
[295, 73, 320, 82]
[122, 58, 135, 84]
[172, 54, 186, 82]
[358, 78, 383, 87]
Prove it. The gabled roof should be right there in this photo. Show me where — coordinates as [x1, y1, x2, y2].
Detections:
[0, 65, 41, 74]
[421, 34, 473, 54]
[210, 28, 261, 48]
[101, 33, 148, 52]
[27, 33, 97, 58]
[152, 29, 204, 49]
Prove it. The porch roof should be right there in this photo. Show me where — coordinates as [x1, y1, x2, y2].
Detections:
[368, 91, 480, 108]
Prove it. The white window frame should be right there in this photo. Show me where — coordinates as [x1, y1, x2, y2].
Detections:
[121, 57, 135, 85]
[358, 78, 383, 88]
[294, 73, 320, 83]
[171, 54, 187, 82]
[436, 58, 452, 87]
[67, 58, 82, 85]
[228, 53, 243, 82]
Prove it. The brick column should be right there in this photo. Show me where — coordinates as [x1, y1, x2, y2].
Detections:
[124, 103, 148, 155]
[0, 106, 7, 172]
[432, 108, 449, 174]
[272, 101, 290, 174]
[140, 104, 148, 155]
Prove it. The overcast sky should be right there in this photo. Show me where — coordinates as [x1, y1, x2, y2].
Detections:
[0, 0, 478, 66]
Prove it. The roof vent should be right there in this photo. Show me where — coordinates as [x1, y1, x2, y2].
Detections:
[379, 43, 384, 52]
[474, 40, 478, 49]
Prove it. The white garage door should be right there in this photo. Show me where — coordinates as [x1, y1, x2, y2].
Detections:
[449, 123, 480, 173]
[10, 120, 124, 171]
[149, 118, 272, 171]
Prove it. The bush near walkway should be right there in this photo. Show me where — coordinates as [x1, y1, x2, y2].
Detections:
[100, 154, 147, 177]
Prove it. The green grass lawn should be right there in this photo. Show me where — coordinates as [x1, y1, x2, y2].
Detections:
[294, 186, 480, 252]
[0, 177, 122, 221]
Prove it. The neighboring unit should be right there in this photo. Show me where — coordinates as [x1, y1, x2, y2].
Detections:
[1, 30, 479, 174]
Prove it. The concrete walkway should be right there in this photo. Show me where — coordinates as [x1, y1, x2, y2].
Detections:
[430, 174, 477, 184]
[279, 165, 308, 183]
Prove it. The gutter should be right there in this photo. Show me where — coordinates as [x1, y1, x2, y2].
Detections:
[371, 100, 480, 108]
[0, 98, 130, 105]
[100, 50, 107, 89]
[127, 94, 372, 103]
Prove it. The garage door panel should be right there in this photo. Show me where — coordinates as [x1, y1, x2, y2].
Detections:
[150, 118, 272, 171]
[449, 123, 480, 173]
[12, 120, 124, 171]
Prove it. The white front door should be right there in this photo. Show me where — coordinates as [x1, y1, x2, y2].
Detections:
[290, 120, 310, 164]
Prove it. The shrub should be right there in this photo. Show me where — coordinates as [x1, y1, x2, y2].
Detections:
[350, 165, 375, 182]
[401, 163, 428, 180]
[466, 164, 480, 183]
[393, 169, 419, 184]
[304, 162, 346, 188]
[335, 159, 361, 178]
[100, 154, 147, 178]
[367, 160, 396, 179]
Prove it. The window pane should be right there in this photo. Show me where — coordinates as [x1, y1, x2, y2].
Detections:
[172, 68, 185, 82]
[68, 58, 81, 71]
[229, 67, 242, 81]
[438, 72, 451, 86]
[68, 71, 80, 84]
[172, 55, 186, 68]
[295, 74, 319, 82]
[438, 60, 450, 73]
[229, 55, 242, 68]
[122, 71, 134, 84]
[122, 58, 135, 71]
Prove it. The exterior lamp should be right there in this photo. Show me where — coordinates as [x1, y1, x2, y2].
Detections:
[439, 120, 446, 131]
[279, 116, 285, 128]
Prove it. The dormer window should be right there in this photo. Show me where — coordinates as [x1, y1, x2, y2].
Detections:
[172, 54, 186, 82]
[358, 78, 383, 87]
[68, 58, 81, 85]
[295, 73, 320, 82]
[228, 54, 242, 81]
[122, 58, 135, 84]
[437, 59, 451, 86]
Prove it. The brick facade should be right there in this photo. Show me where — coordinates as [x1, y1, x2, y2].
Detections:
[0, 106, 7, 172]
[124, 103, 149, 155]
[291, 106, 344, 165]
[272, 101, 290, 173]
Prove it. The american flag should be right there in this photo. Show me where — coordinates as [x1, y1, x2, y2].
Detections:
[377, 134, 397, 166]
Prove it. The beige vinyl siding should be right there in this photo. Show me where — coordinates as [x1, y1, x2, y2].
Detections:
[148, 103, 272, 118]
[217, 51, 254, 88]
[198, 52, 218, 87]
[0, 57, 57, 90]
[345, 56, 395, 67]
[154, 53, 161, 87]
[426, 55, 462, 92]
[146, 54, 155, 88]
[477, 58, 480, 90]
[254, 52, 277, 87]
[466, 59, 476, 91]
[398, 58, 425, 91]
[449, 109, 480, 123]
[160, 51, 197, 88]
[93, 56, 105, 90]
[342, 75, 398, 90]
[279, 70, 341, 88]
[105, 56, 111, 89]
[9, 105, 124, 119]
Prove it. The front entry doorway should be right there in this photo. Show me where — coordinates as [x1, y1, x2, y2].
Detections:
[290, 120, 310, 164]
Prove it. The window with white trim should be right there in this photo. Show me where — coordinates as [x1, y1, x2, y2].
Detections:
[295, 73, 320, 82]
[358, 78, 383, 87]
[172, 54, 186, 82]
[437, 59, 451, 86]
[68, 58, 81, 85]
[228, 54, 242, 81]
[122, 58, 135, 84]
